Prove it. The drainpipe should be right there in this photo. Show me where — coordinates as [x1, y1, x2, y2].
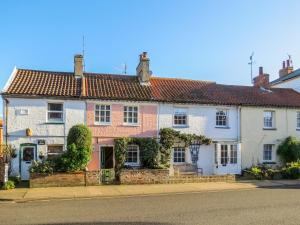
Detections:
[4, 98, 8, 144]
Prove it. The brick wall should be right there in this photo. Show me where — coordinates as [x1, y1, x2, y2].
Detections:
[30, 171, 101, 188]
[120, 169, 170, 184]
[120, 169, 235, 185]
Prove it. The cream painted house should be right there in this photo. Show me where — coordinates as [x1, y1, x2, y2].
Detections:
[241, 107, 300, 169]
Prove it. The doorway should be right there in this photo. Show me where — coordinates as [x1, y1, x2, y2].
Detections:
[100, 146, 114, 169]
[20, 144, 37, 180]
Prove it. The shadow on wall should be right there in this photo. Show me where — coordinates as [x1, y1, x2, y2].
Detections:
[34, 222, 171, 225]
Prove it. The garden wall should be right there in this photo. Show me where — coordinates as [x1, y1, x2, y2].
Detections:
[30, 171, 101, 188]
[120, 169, 236, 184]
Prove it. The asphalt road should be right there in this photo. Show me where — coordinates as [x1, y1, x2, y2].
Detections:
[1, 187, 300, 225]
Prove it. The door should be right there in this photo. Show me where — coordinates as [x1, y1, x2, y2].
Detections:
[20, 145, 36, 180]
[100, 146, 114, 169]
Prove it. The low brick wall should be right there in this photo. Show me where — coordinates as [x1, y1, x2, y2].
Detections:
[120, 169, 235, 185]
[30, 171, 101, 188]
[120, 169, 170, 184]
[0, 158, 4, 184]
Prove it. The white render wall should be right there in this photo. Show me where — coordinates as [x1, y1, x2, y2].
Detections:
[271, 77, 300, 93]
[4, 97, 85, 176]
[158, 103, 239, 141]
[158, 103, 240, 175]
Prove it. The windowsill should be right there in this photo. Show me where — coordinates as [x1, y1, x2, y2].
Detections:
[215, 126, 230, 129]
[173, 162, 187, 165]
[123, 123, 140, 127]
[94, 123, 111, 126]
[263, 128, 277, 130]
[173, 125, 189, 128]
[262, 161, 276, 164]
[124, 163, 140, 167]
[45, 122, 64, 125]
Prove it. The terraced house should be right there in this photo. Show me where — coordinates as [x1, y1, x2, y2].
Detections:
[3, 53, 300, 180]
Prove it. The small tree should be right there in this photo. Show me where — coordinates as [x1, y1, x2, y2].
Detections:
[58, 124, 92, 172]
[277, 136, 300, 163]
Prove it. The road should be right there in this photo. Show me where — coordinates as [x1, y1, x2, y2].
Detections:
[1, 187, 300, 225]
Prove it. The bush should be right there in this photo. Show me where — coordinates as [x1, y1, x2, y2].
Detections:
[282, 161, 300, 179]
[277, 136, 300, 163]
[57, 124, 92, 172]
[1, 180, 15, 190]
[8, 175, 21, 185]
[29, 160, 54, 175]
[243, 165, 281, 180]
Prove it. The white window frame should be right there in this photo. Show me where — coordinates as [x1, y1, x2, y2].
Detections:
[297, 112, 300, 129]
[47, 102, 64, 123]
[47, 145, 64, 158]
[229, 144, 237, 164]
[216, 109, 229, 128]
[263, 111, 275, 129]
[263, 144, 273, 162]
[95, 104, 111, 125]
[173, 108, 188, 127]
[125, 145, 140, 166]
[123, 105, 139, 126]
[173, 147, 186, 164]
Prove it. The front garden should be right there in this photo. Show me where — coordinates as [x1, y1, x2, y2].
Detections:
[242, 136, 300, 180]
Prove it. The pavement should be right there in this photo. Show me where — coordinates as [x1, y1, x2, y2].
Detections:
[1, 179, 300, 203]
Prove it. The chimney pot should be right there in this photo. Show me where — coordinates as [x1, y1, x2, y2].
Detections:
[287, 59, 290, 67]
[282, 61, 286, 69]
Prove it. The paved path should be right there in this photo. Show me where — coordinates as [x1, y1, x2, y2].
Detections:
[1, 180, 300, 202]
[1, 187, 300, 225]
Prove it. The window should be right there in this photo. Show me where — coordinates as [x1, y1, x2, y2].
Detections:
[297, 112, 300, 129]
[47, 145, 64, 159]
[173, 108, 188, 126]
[263, 144, 273, 161]
[48, 103, 63, 122]
[230, 145, 237, 164]
[173, 147, 185, 163]
[216, 110, 228, 127]
[264, 111, 275, 128]
[124, 106, 138, 125]
[95, 105, 111, 124]
[220, 145, 228, 165]
[125, 145, 139, 165]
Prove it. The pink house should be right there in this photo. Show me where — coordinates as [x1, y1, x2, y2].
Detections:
[87, 102, 157, 170]
[85, 52, 158, 170]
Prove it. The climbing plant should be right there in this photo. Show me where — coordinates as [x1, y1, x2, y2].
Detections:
[114, 128, 212, 179]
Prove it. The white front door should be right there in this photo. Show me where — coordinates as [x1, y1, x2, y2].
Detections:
[20, 145, 36, 180]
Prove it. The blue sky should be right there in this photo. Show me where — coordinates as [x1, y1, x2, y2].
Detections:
[1, 0, 300, 91]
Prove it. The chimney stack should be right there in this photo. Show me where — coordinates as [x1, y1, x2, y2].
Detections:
[253, 66, 269, 88]
[136, 52, 151, 84]
[279, 58, 293, 77]
[74, 54, 84, 78]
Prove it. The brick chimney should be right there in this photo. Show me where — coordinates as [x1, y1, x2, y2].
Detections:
[253, 66, 269, 88]
[136, 52, 151, 84]
[74, 54, 86, 96]
[279, 58, 293, 77]
[74, 54, 83, 78]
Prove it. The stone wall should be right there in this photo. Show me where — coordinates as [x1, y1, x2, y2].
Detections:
[30, 171, 101, 188]
[120, 169, 235, 185]
[120, 169, 170, 184]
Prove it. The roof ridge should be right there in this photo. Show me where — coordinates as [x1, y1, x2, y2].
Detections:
[151, 76, 214, 83]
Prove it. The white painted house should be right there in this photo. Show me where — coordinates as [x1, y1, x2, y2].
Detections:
[159, 103, 241, 175]
[2, 55, 86, 180]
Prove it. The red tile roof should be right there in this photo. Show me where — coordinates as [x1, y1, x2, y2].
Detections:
[3, 68, 300, 108]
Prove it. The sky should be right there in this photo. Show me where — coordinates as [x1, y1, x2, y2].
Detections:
[1, 1, 300, 99]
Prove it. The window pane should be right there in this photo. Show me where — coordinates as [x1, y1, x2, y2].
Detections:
[48, 103, 63, 111]
[48, 112, 63, 120]
[126, 145, 139, 164]
[173, 147, 185, 163]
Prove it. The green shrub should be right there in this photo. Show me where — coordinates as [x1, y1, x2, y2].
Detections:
[277, 136, 300, 163]
[1, 180, 15, 190]
[8, 175, 21, 185]
[282, 161, 300, 179]
[29, 160, 54, 175]
[57, 124, 92, 172]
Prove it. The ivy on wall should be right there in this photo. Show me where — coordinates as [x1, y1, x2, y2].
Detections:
[114, 128, 212, 180]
